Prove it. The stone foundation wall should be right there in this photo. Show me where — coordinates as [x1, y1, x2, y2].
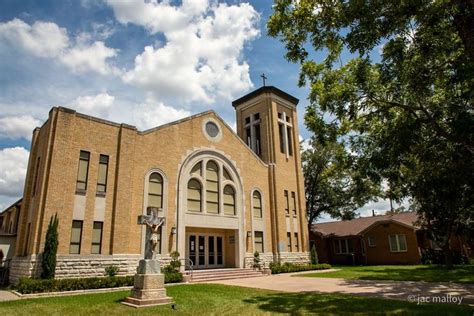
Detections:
[9, 254, 173, 283]
[243, 252, 310, 268]
[9, 255, 42, 283]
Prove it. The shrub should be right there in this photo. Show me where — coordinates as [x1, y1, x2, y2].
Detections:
[269, 262, 331, 274]
[161, 251, 182, 282]
[253, 251, 261, 270]
[310, 245, 319, 265]
[164, 271, 183, 283]
[15, 276, 134, 294]
[421, 248, 468, 265]
[41, 214, 59, 279]
[169, 251, 181, 272]
[104, 265, 119, 277]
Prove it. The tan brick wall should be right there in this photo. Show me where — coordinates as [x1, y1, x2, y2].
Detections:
[12, 87, 310, 280]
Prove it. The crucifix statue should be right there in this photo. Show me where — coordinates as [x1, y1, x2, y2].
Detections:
[138, 207, 165, 260]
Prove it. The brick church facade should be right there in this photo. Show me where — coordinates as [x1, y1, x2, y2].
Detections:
[9, 86, 309, 282]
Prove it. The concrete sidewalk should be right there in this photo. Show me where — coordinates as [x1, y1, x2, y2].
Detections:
[0, 290, 19, 302]
[209, 273, 474, 305]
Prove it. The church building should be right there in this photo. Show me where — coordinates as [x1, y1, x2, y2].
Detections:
[9, 86, 309, 281]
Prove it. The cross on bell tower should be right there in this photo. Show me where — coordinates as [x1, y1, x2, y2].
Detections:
[260, 73, 267, 86]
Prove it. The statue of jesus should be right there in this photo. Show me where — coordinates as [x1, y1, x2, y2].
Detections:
[138, 207, 166, 260]
[143, 216, 165, 259]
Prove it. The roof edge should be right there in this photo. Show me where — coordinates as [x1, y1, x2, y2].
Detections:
[232, 86, 299, 108]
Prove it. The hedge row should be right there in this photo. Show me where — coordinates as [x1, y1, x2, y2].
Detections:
[269, 263, 331, 274]
[16, 276, 134, 294]
[16, 272, 183, 294]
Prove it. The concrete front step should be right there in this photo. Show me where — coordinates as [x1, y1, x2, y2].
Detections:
[193, 270, 262, 276]
[188, 268, 266, 283]
[192, 271, 263, 277]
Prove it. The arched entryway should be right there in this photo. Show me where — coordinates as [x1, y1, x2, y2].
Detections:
[176, 149, 245, 269]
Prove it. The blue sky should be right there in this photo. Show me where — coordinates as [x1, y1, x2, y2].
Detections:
[0, 0, 392, 220]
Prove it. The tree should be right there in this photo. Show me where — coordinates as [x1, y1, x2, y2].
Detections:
[310, 244, 319, 265]
[302, 137, 378, 224]
[269, 0, 473, 268]
[41, 214, 59, 279]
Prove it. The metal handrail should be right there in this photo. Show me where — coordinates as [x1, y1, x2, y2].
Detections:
[179, 258, 194, 279]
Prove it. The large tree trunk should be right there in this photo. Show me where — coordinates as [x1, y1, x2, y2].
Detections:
[451, 0, 474, 62]
[443, 241, 454, 269]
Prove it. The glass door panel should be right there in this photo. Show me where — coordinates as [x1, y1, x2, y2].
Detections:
[217, 236, 223, 265]
[189, 235, 196, 267]
[208, 236, 215, 265]
[198, 235, 205, 266]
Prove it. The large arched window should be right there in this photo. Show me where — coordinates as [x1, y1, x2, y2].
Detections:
[223, 185, 235, 215]
[148, 172, 163, 208]
[206, 161, 219, 214]
[253, 191, 262, 218]
[145, 171, 165, 255]
[186, 159, 238, 215]
[187, 179, 202, 212]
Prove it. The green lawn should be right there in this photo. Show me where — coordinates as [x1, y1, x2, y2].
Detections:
[298, 265, 474, 283]
[0, 284, 471, 315]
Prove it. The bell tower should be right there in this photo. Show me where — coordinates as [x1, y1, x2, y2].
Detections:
[232, 86, 309, 259]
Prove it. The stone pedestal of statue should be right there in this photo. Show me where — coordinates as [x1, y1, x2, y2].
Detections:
[122, 259, 172, 308]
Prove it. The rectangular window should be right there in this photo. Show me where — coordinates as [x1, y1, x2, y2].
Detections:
[91, 221, 103, 254]
[368, 236, 376, 247]
[70, 220, 83, 254]
[348, 239, 354, 253]
[341, 239, 348, 253]
[253, 193, 262, 218]
[287, 232, 292, 252]
[32, 157, 40, 196]
[291, 191, 297, 216]
[294, 233, 299, 252]
[287, 126, 293, 156]
[334, 239, 353, 254]
[76, 151, 90, 191]
[254, 123, 261, 156]
[254, 231, 264, 253]
[389, 234, 408, 252]
[278, 123, 285, 153]
[96, 155, 109, 193]
[245, 126, 251, 147]
[284, 190, 289, 215]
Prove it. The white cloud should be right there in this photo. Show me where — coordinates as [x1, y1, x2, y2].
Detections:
[0, 147, 29, 198]
[299, 135, 311, 151]
[132, 99, 191, 130]
[69, 92, 115, 117]
[108, 0, 260, 103]
[60, 42, 119, 75]
[0, 18, 68, 57]
[0, 115, 42, 140]
[0, 18, 117, 75]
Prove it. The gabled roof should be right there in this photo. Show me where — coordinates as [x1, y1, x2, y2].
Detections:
[311, 212, 419, 237]
[0, 198, 22, 215]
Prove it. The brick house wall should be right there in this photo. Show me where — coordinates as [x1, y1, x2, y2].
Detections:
[361, 222, 421, 265]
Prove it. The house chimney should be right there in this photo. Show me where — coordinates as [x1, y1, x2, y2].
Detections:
[372, 210, 375, 217]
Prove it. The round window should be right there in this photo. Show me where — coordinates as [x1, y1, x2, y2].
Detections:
[205, 121, 219, 138]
